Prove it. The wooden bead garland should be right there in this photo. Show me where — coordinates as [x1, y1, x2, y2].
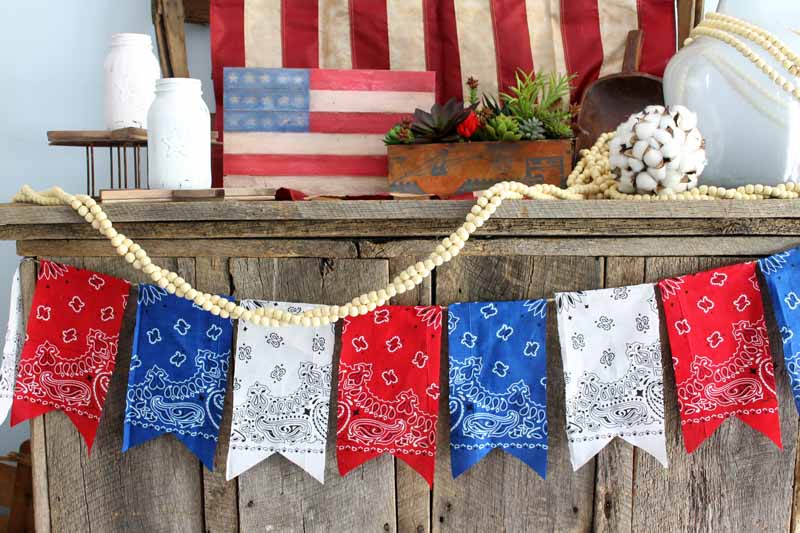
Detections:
[11, 128, 800, 328]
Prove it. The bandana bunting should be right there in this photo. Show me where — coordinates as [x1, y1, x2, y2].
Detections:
[337, 306, 442, 487]
[659, 262, 781, 452]
[447, 299, 548, 478]
[0, 266, 23, 425]
[556, 284, 668, 469]
[760, 247, 800, 413]
[227, 300, 335, 482]
[123, 284, 233, 469]
[11, 261, 130, 449]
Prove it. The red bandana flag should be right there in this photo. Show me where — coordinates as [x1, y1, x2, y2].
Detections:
[11, 261, 130, 450]
[336, 306, 442, 486]
[658, 262, 781, 453]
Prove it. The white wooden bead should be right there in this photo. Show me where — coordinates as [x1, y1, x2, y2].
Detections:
[111, 235, 124, 247]
[312, 317, 321, 327]
[220, 310, 230, 319]
[151, 271, 163, 282]
[123, 238, 133, 248]
[387, 285, 397, 297]
[157, 278, 169, 289]
[403, 279, 415, 290]
[90, 205, 102, 215]
[77, 206, 89, 216]
[124, 252, 136, 263]
[242, 310, 253, 321]
[71, 199, 83, 210]
[302, 317, 312, 326]
[291, 314, 302, 325]
[321, 316, 330, 325]
[116, 245, 128, 256]
[269, 318, 279, 327]
[202, 300, 213, 311]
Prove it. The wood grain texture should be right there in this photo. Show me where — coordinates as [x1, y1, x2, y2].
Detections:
[389, 256, 433, 533]
[42, 257, 205, 533]
[432, 255, 603, 532]
[359, 237, 800, 258]
[591, 258, 646, 533]
[631, 256, 797, 532]
[7, 200, 800, 227]
[21, 261, 49, 533]
[230, 258, 398, 532]
[17, 239, 358, 258]
[152, 0, 189, 78]
[8, 218, 800, 241]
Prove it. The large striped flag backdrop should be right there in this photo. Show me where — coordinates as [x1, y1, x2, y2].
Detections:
[211, 0, 677, 112]
[223, 67, 435, 194]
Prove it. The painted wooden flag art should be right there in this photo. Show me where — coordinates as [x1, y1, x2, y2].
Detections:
[222, 67, 436, 195]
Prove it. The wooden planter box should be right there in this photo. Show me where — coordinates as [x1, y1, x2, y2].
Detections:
[387, 139, 573, 196]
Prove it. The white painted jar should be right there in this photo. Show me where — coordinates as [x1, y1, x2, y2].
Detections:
[103, 33, 161, 130]
[663, 0, 800, 187]
[147, 78, 211, 189]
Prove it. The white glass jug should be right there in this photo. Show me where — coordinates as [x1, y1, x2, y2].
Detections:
[663, 0, 800, 187]
[147, 78, 212, 189]
[103, 33, 161, 130]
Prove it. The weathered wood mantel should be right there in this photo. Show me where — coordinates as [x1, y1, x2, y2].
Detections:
[2, 199, 800, 533]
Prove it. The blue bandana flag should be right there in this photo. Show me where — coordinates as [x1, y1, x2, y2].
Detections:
[759, 248, 800, 412]
[447, 299, 548, 478]
[123, 284, 233, 469]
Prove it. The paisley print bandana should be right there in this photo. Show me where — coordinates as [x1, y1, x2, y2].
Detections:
[227, 300, 335, 482]
[11, 261, 130, 450]
[447, 300, 548, 478]
[0, 266, 23, 425]
[556, 284, 667, 470]
[123, 284, 233, 470]
[659, 262, 781, 453]
[337, 306, 442, 487]
[760, 248, 800, 414]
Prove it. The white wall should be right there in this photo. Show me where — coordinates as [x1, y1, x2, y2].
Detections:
[0, 0, 212, 452]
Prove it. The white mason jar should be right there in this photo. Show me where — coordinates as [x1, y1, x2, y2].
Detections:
[147, 78, 212, 189]
[104, 33, 161, 130]
[663, 0, 800, 187]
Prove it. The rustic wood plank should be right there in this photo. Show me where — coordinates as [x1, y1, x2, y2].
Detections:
[432, 255, 603, 532]
[43, 257, 205, 533]
[182, 0, 210, 24]
[631, 256, 797, 532]
[230, 258, 397, 532]
[7, 218, 800, 242]
[17, 239, 358, 259]
[591, 257, 647, 533]
[677, 0, 697, 48]
[189, 257, 240, 533]
[359, 237, 800, 258]
[20, 260, 50, 533]
[47, 128, 147, 147]
[152, 0, 189, 78]
[388, 256, 433, 533]
[6, 200, 800, 228]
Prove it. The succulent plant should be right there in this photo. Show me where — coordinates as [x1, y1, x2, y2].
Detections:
[537, 109, 574, 139]
[383, 119, 415, 145]
[410, 98, 472, 143]
[519, 117, 546, 141]
[481, 115, 522, 142]
[466, 77, 480, 106]
[500, 70, 575, 139]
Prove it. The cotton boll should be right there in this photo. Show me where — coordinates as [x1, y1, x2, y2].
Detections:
[634, 121, 657, 140]
[608, 105, 705, 195]
[653, 128, 673, 145]
[636, 172, 658, 192]
[643, 148, 664, 168]
[632, 140, 650, 160]
[628, 157, 645, 173]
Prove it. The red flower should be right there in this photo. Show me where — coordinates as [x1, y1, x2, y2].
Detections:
[457, 111, 480, 139]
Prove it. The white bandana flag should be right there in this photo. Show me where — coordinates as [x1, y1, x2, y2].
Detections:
[0, 266, 23, 425]
[556, 284, 668, 470]
[227, 300, 335, 482]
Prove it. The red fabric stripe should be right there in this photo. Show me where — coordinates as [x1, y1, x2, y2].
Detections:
[637, 0, 677, 76]
[210, 0, 245, 187]
[282, 0, 319, 68]
[349, 0, 391, 69]
[490, 0, 534, 94]
[224, 154, 388, 176]
[309, 112, 410, 134]
[423, 0, 462, 103]
[560, 0, 604, 102]
[309, 70, 436, 92]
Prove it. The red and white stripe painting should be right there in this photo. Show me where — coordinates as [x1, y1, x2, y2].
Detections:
[211, 0, 677, 108]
